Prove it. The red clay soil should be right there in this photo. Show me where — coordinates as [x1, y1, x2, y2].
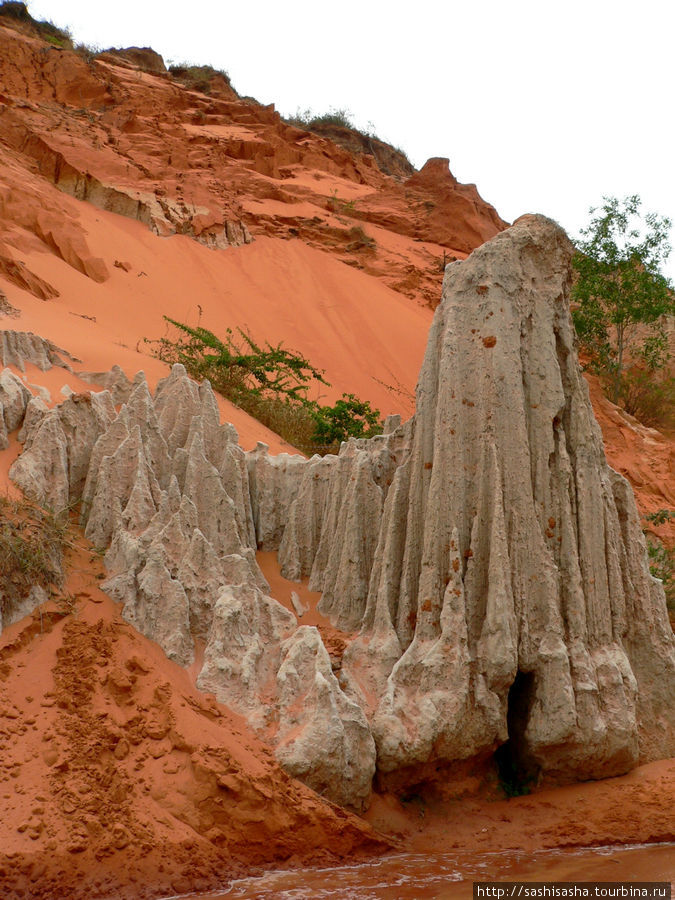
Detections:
[0, 20, 505, 315]
[366, 759, 675, 856]
[586, 373, 675, 539]
[0, 538, 390, 900]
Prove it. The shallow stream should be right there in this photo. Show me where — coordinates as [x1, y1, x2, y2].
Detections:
[167, 842, 675, 900]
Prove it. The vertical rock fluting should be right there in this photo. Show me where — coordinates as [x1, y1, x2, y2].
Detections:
[10, 390, 117, 511]
[8, 360, 374, 811]
[330, 215, 674, 781]
[4, 214, 674, 809]
[0, 368, 31, 449]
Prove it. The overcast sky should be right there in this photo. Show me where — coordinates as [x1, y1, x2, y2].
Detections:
[27, 0, 675, 279]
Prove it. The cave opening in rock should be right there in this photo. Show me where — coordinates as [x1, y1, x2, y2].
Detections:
[494, 669, 540, 796]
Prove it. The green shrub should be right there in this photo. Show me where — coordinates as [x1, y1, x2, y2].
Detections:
[151, 317, 327, 402]
[572, 195, 674, 425]
[311, 393, 382, 448]
[147, 317, 383, 455]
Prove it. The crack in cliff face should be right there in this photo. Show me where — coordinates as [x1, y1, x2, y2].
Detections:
[3, 216, 674, 812]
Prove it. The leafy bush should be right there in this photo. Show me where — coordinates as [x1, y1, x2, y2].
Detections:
[147, 317, 383, 455]
[312, 394, 382, 446]
[151, 317, 327, 402]
[572, 195, 674, 424]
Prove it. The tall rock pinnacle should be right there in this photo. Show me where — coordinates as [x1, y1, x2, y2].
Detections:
[336, 214, 675, 781]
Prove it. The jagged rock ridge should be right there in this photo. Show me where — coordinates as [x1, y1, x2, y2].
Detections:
[4, 216, 674, 811]
[8, 362, 375, 811]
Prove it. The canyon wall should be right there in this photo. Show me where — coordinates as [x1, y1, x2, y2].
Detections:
[5, 217, 675, 812]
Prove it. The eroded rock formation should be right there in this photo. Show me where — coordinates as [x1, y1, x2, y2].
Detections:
[7, 358, 374, 811]
[0, 367, 30, 449]
[0, 330, 75, 372]
[0, 21, 508, 313]
[274, 215, 675, 784]
[4, 215, 674, 812]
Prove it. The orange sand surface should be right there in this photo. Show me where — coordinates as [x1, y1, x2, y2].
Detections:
[365, 758, 675, 855]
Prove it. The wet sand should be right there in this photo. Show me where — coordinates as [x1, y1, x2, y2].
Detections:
[176, 842, 675, 899]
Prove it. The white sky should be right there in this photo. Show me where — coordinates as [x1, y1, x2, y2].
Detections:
[26, 0, 675, 279]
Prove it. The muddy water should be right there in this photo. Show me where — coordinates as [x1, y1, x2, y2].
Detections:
[171, 843, 675, 900]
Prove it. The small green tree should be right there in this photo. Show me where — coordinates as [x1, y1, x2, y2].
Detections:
[311, 393, 382, 447]
[571, 195, 674, 412]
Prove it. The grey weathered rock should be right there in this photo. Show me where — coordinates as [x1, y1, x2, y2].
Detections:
[7, 358, 374, 808]
[0, 585, 50, 633]
[277, 454, 336, 581]
[0, 330, 75, 372]
[10, 391, 116, 510]
[247, 443, 308, 550]
[10, 412, 70, 511]
[198, 584, 376, 811]
[0, 368, 31, 436]
[312, 442, 393, 631]
[77, 365, 134, 403]
[334, 215, 675, 782]
[275, 626, 376, 811]
[197, 582, 297, 730]
[127, 546, 194, 666]
[273, 428, 409, 605]
[17, 395, 48, 442]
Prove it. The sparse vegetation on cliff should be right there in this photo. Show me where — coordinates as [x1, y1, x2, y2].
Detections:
[287, 107, 355, 130]
[147, 317, 382, 454]
[168, 63, 232, 94]
[0, 495, 67, 614]
[572, 195, 674, 425]
[0, 1, 72, 48]
[285, 107, 413, 176]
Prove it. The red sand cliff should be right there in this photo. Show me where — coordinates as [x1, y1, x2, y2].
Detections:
[0, 17, 673, 899]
